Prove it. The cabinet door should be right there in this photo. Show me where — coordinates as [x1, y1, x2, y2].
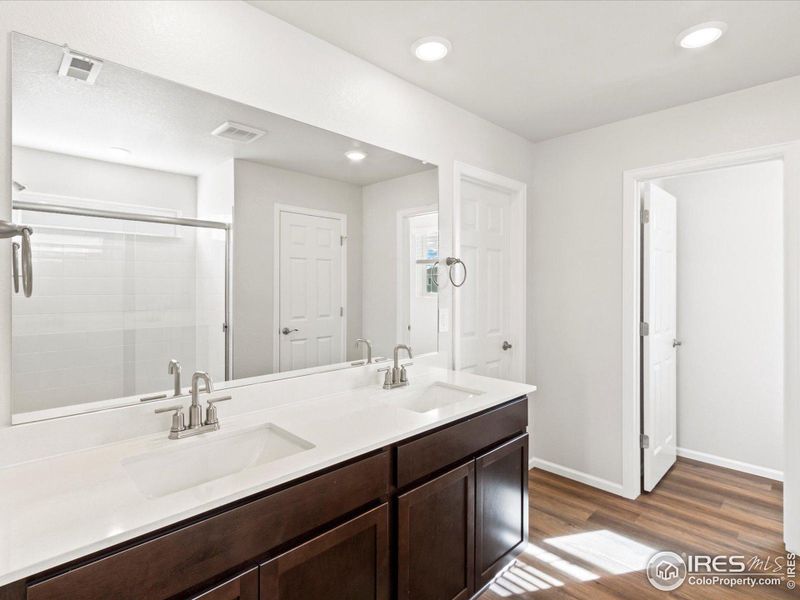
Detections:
[260, 504, 389, 600]
[397, 462, 475, 600]
[189, 568, 258, 600]
[475, 434, 529, 588]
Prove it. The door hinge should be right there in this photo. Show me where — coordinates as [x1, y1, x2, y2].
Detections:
[640, 434, 650, 449]
[340, 235, 347, 246]
[340, 306, 344, 317]
[639, 321, 650, 336]
[222, 322, 228, 333]
[641, 208, 650, 224]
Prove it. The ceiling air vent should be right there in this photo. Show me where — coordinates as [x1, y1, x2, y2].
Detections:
[58, 47, 103, 84]
[211, 121, 266, 144]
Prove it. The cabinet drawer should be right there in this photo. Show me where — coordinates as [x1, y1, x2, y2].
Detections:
[395, 397, 527, 488]
[27, 451, 390, 600]
[260, 504, 389, 600]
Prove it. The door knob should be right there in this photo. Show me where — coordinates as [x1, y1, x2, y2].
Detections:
[282, 327, 299, 335]
[673, 339, 682, 348]
[502, 341, 512, 351]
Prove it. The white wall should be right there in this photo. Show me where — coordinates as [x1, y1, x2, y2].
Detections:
[529, 76, 800, 550]
[232, 159, 363, 378]
[363, 170, 439, 358]
[13, 147, 197, 216]
[657, 161, 783, 476]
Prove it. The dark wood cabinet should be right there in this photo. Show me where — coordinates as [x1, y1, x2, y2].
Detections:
[26, 451, 390, 600]
[475, 434, 529, 588]
[3, 396, 530, 600]
[396, 397, 527, 488]
[189, 568, 258, 600]
[397, 462, 475, 600]
[260, 504, 389, 600]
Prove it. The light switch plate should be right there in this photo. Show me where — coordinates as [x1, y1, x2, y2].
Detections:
[438, 308, 449, 332]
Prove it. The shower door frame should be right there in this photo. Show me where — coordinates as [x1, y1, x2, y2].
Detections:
[12, 199, 233, 380]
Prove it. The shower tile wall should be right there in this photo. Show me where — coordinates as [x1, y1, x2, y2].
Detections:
[11, 225, 214, 413]
[10, 148, 226, 415]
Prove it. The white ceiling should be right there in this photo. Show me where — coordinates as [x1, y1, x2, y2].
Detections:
[12, 33, 432, 183]
[249, 0, 800, 141]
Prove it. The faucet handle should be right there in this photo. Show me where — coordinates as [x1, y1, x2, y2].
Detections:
[377, 366, 393, 387]
[400, 362, 413, 383]
[205, 395, 232, 426]
[155, 405, 186, 434]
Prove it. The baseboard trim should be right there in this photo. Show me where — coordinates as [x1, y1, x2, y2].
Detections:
[529, 456, 625, 496]
[677, 447, 784, 482]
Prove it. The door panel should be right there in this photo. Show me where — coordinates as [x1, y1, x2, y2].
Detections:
[397, 462, 475, 600]
[475, 434, 529, 588]
[189, 568, 258, 600]
[279, 210, 343, 372]
[260, 504, 389, 600]
[457, 179, 512, 379]
[642, 183, 678, 492]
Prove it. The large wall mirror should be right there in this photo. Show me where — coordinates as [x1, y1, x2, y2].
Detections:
[10, 33, 440, 422]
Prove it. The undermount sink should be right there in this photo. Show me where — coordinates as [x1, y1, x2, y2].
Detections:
[123, 424, 314, 498]
[390, 382, 485, 413]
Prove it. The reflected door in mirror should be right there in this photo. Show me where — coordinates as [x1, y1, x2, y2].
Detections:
[279, 209, 344, 372]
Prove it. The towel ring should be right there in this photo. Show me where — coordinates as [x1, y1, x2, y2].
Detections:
[445, 257, 467, 288]
[429, 257, 467, 289]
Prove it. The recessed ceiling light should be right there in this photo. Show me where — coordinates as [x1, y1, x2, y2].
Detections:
[345, 150, 367, 162]
[677, 21, 727, 49]
[411, 36, 451, 62]
[109, 147, 132, 157]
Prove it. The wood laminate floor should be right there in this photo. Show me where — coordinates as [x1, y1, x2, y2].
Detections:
[477, 458, 795, 599]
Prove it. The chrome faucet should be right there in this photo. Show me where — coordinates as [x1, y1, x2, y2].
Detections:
[190, 371, 213, 428]
[154, 371, 231, 439]
[168, 359, 182, 397]
[380, 344, 413, 389]
[355, 338, 373, 364]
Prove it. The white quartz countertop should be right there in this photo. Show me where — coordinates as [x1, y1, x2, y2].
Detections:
[0, 368, 534, 587]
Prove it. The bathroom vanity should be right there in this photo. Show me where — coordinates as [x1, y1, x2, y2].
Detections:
[1, 31, 534, 600]
[0, 370, 532, 600]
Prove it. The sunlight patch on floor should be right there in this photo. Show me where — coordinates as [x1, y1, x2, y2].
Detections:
[544, 529, 657, 575]
[523, 542, 600, 581]
[488, 560, 566, 596]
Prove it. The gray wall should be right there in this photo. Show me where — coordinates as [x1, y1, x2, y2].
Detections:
[362, 169, 439, 358]
[232, 160, 363, 378]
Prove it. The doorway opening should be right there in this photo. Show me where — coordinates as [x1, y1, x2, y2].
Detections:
[619, 142, 800, 557]
[398, 206, 439, 355]
[638, 160, 784, 494]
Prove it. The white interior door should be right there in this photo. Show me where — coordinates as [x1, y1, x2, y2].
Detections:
[457, 178, 515, 379]
[642, 182, 678, 492]
[278, 210, 344, 372]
